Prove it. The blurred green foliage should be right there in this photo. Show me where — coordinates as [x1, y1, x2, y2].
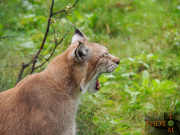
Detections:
[0, 0, 180, 134]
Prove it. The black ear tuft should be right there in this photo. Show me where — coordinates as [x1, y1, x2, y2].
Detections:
[75, 29, 84, 37]
[69, 21, 87, 45]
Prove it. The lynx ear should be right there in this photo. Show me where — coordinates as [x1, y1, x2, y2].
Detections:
[75, 42, 88, 63]
[69, 22, 87, 45]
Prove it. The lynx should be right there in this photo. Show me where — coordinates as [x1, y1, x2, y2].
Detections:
[0, 24, 119, 135]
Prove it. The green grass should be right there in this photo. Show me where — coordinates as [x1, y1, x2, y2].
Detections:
[1, 0, 180, 134]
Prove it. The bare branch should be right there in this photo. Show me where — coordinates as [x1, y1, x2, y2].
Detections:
[30, 0, 55, 74]
[52, 0, 79, 16]
[15, 0, 79, 84]
[15, 63, 29, 85]
[34, 27, 72, 70]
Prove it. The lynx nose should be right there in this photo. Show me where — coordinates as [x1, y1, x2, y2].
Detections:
[113, 59, 120, 65]
[116, 60, 120, 65]
[110, 54, 120, 65]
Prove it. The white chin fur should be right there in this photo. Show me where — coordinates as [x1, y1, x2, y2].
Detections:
[81, 66, 107, 94]
[81, 75, 98, 94]
[87, 87, 97, 94]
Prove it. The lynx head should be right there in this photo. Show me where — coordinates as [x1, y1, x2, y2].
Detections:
[69, 23, 119, 94]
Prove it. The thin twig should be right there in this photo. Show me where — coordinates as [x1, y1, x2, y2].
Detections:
[0, 33, 23, 40]
[0, 64, 22, 67]
[34, 27, 72, 70]
[52, 0, 79, 16]
[51, 23, 57, 46]
[76, 116, 89, 129]
[57, 27, 72, 45]
[24, 67, 32, 77]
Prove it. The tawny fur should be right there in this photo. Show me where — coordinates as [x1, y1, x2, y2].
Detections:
[0, 36, 119, 134]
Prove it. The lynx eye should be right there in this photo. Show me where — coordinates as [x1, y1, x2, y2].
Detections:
[101, 53, 108, 58]
[103, 53, 108, 56]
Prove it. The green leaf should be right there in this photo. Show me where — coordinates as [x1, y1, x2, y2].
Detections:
[133, 82, 141, 90]
[152, 79, 160, 87]
[121, 72, 136, 77]
[128, 57, 135, 62]
[99, 75, 108, 83]
[142, 79, 149, 87]
[159, 81, 177, 91]
[146, 53, 154, 59]
[142, 70, 149, 80]
[139, 61, 149, 68]
[125, 85, 140, 104]
[115, 66, 121, 72]
[104, 82, 110, 86]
